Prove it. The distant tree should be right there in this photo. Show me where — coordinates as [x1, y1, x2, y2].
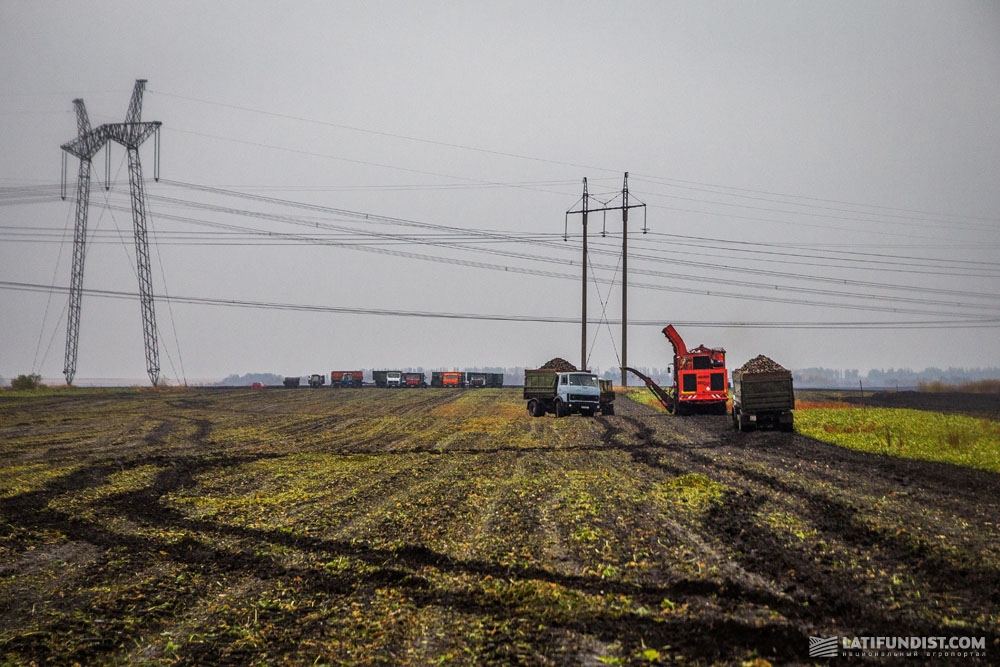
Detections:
[11, 373, 43, 390]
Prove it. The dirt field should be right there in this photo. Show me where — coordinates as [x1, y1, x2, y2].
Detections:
[1, 388, 997, 665]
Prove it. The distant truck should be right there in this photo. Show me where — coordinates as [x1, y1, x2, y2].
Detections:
[731, 356, 794, 432]
[308, 374, 326, 388]
[330, 371, 364, 388]
[404, 372, 427, 388]
[466, 372, 487, 388]
[431, 371, 465, 388]
[524, 369, 613, 417]
[372, 371, 403, 388]
[283, 376, 301, 388]
[467, 372, 504, 388]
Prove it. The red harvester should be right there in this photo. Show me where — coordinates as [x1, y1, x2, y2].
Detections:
[625, 324, 729, 415]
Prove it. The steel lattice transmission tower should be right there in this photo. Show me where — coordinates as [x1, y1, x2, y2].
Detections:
[59, 79, 163, 386]
[59, 99, 107, 386]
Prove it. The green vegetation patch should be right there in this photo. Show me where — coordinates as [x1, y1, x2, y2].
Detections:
[653, 473, 728, 509]
[625, 388, 669, 412]
[796, 406, 1000, 473]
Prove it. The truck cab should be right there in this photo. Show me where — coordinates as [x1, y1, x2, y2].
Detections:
[404, 372, 426, 388]
[385, 371, 403, 388]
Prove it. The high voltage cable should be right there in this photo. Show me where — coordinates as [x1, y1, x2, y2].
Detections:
[141, 183, 1000, 311]
[8, 181, 999, 314]
[147, 88, 998, 234]
[152, 179, 1000, 281]
[631, 174, 1000, 228]
[12, 201, 1000, 320]
[157, 179, 1000, 274]
[3, 280, 997, 329]
[149, 89, 616, 176]
[18, 182, 1000, 315]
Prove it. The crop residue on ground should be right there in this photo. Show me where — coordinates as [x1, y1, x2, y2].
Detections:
[1, 387, 997, 665]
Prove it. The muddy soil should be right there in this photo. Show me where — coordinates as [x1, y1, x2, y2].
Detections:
[0, 388, 997, 665]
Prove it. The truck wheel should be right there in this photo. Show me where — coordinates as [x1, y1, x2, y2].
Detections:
[602, 404, 615, 416]
[527, 400, 544, 418]
[555, 399, 568, 418]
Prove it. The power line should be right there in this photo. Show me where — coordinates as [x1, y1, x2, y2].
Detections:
[3, 280, 997, 329]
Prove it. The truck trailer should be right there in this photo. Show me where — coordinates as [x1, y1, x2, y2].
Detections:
[731, 356, 794, 432]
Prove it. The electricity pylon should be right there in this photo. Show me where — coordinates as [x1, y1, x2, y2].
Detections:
[59, 99, 107, 386]
[59, 79, 162, 386]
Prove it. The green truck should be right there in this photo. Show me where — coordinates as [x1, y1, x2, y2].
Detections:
[524, 369, 615, 417]
[731, 365, 794, 432]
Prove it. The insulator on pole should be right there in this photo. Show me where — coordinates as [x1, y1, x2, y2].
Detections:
[154, 126, 160, 182]
[60, 152, 67, 200]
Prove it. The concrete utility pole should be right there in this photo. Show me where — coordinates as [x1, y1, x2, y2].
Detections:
[59, 79, 163, 386]
[621, 172, 629, 388]
[580, 178, 589, 371]
[565, 173, 646, 386]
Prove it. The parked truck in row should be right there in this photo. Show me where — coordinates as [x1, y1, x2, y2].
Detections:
[466, 372, 504, 388]
[404, 372, 427, 388]
[330, 371, 364, 388]
[524, 368, 615, 417]
[431, 371, 465, 387]
[731, 355, 794, 431]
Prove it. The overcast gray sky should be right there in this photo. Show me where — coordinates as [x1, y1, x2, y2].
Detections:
[2, 1, 999, 384]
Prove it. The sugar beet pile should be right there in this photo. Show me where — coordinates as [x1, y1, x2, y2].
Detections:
[737, 355, 788, 374]
[540, 358, 577, 372]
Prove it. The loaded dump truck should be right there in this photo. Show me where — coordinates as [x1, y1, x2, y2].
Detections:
[731, 355, 794, 432]
[524, 359, 614, 417]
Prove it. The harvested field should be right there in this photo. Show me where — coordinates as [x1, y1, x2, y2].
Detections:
[1, 387, 998, 665]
